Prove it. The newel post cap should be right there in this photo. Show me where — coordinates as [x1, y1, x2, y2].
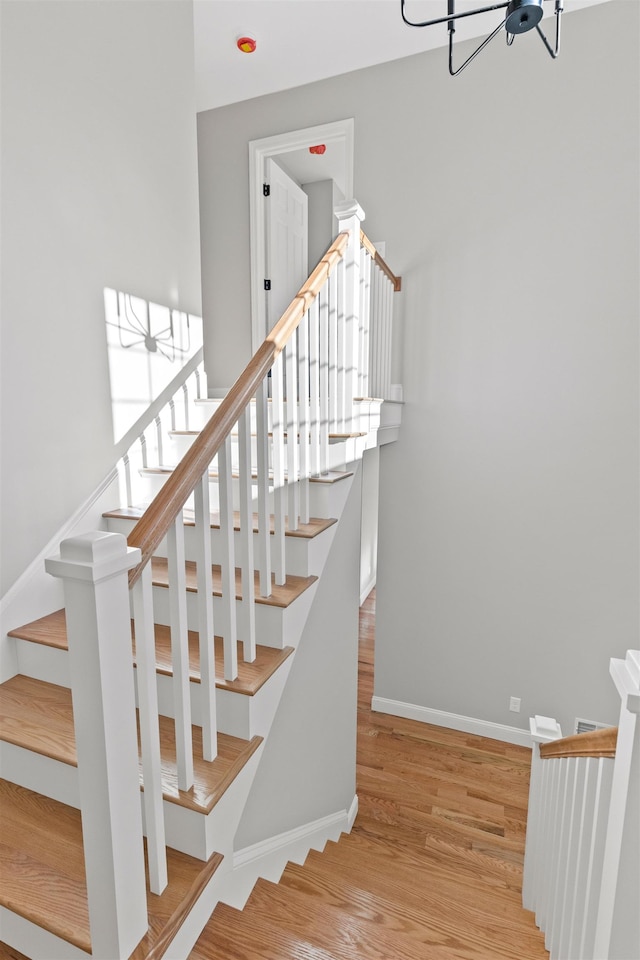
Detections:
[529, 715, 563, 743]
[334, 199, 365, 223]
[45, 531, 141, 584]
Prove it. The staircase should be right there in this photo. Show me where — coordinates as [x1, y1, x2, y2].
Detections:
[0, 203, 403, 959]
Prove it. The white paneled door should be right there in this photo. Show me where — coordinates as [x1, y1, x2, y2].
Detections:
[266, 158, 308, 332]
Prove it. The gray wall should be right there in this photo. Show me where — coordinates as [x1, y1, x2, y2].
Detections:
[1, 0, 202, 595]
[236, 468, 361, 847]
[197, 1, 639, 737]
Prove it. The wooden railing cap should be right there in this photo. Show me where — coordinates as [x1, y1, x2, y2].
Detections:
[539, 726, 618, 760]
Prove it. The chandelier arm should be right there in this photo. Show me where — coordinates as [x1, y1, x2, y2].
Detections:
[401, 0, 509, 29]
[535, 0, 563, 59]
[449, 17, 508, 75]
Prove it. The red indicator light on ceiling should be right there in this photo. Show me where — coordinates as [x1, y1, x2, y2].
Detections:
[309, 144, 326, 155]
[237, 36, 257, 54]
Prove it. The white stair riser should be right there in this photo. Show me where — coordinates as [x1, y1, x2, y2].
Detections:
[105, 515, 333, 579]
[2, 739, 265, 863]
[14, 639, 69, 687]
[151, 652, 294, 740]
[149, 580, 318, 650]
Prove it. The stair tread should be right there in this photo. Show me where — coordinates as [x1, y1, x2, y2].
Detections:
[0, 675, 263, 815]
[150, 557, 317, 608]
[9, 612, 294, 695]
[140, 465, 353, 484]
[0, 780, 224, 958]
[104, 504, 337, 539]
[134, 623, 295, 695]
[169, 429, 367, 440]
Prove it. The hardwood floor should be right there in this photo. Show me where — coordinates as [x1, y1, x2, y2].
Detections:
[190, 591, 548, 960]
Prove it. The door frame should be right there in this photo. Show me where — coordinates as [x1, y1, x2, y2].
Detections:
[249, 118, 355, 353]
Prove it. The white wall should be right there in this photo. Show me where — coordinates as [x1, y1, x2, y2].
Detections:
[197, 1, 638, 737]
[0, 0, 202, 596]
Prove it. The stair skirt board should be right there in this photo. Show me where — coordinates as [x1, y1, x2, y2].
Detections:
[221, 794, 359, 911]
[371, 697, 533, 748]
[0, 912, 90, 960]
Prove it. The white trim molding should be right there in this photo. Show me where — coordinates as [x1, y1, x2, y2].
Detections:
[371, 696, 532, 748]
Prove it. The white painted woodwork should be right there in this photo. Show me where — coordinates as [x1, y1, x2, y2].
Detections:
[167, 516, 194, 791]
[194, 473, 217, 761]
[319, 281, 330, 476]
[309, 297, 321, 478]
[334, 201, 364, 434]
[328, 266, 339, 434]
[266, 157, 308, 332]
[256, 379, 272, 597]
[218, 436, 238, 681]
[359, 247, 371, 399]
[132, 564, 169, 894]
[593, 650, 640, 960]
[238, 407, 257, 662]
[297, 306, 311, 523]
[285, 335, 300, 530]
[44, 533, 148, 958]
[270, 352, 287, 585]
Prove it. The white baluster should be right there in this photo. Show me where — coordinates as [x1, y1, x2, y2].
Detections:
[334, 201, 365, 434]
[298, 308, 311, 524]
[194, 366, 202, 400]
[139, 431, 148, 469]
[546, 759, 571, 952]
[182, 383, 190, 431]
[384, 274, 394, 400]
[131, 563, 168, 895]
[319, 280, 330, 477]
[155, 415, 164, 467]
[329, 267, 339, 435]
[256, 378, 272, 597]
[271, 353, 286, 585]
[359, 247, 371, 399]
[309, 297, 320, 476]
[194, 473, 217, 761]
[219, 435, 239, 679]
[336, 258, 346, 433]
[238, 407, 256, 662]
[45, 533, 150, 956]
[167, 516, 194, 791]
[285, 335, 300, 530]
[579, 758, 614, 958]
[122, 452, 133, 507]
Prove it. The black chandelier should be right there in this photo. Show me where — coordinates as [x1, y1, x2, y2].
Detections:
[401, 0, 563, 75]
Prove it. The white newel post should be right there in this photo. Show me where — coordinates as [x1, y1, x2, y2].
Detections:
[334, 200, 365, 434]
[45, 532, 148, 960]
[593, 649, 640, 960]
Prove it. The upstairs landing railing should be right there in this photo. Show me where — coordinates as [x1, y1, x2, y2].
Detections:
[46, 200, 401, 958]
[523, 650, 639, 960]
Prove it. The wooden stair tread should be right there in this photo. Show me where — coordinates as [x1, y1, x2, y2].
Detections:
[150, 557, 317, 608]
[0, 676, 263, 816]
[0, 780, 224, 960]
[0, 780, 91, 952]
[135, 623, 295, 696]
[139, 465, 353, 484]
[104, 505, 337, 540]
[0, 675, 77, 765]
[8, 608, 67, 650]
[8, 613, 293, 696]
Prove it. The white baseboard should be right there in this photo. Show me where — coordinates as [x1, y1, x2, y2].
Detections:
[221, 796, 358, 911]
[360, 575, 376, 606]
[371, 696, 532, 748]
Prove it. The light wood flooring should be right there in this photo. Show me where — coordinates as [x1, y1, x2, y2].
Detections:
[190, 590, 549, 960]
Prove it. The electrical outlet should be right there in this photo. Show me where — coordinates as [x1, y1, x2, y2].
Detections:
[509, 696, 521, 713]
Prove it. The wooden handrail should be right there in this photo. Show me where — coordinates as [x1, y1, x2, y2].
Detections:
[360, 230, 402, 292]
[127, 231, 350, 585]
[539, 726, 618, 760]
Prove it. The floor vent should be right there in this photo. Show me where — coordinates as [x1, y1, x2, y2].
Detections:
[575, 717, 609, 735]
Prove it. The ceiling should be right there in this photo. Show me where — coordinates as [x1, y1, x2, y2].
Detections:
[193, 0, 611, 113]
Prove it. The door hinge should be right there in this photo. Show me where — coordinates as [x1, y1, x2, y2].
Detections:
[264, 279, 271, 291]
[263, 183, 270, 197]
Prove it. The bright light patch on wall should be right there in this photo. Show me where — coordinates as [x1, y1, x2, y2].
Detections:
[104, 288, 203, 443]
